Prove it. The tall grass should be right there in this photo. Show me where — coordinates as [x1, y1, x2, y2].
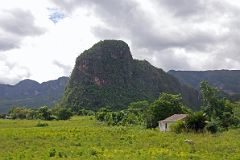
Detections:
[0, 116, 239, 159]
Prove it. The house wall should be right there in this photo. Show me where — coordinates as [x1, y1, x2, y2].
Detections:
[166, 122, 174, 131]
[159, 122, 166, 131]
[159, 122, 175, 131]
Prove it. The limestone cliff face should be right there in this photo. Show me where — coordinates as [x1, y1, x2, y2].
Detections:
[73, 40, 133, 87]
[63, 40, 200, 111]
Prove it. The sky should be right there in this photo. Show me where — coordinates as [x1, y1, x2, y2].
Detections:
[0, 0, 240, 85]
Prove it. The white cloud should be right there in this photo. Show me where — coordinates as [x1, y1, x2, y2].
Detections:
[0, 54, 31, 84]
[1, 0, 240, 84]
[0, 0, 100, 84]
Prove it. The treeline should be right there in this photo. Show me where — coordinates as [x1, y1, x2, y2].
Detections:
[95, 81, 240, 133]
[172, 81, 240, 133]
[95, 93, 189, 127]
[0, 106, 72, 120]
[95, 100, 149, 126]
[0, 81, 239, 133]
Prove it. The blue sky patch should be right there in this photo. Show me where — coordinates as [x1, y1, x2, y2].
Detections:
[48, 8, 64, 24]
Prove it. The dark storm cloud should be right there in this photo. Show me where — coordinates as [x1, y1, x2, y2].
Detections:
[53, 0, 240, 70]
[0, 9, 45, 51]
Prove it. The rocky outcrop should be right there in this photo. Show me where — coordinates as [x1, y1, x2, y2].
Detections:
[62, 40, 200, 111]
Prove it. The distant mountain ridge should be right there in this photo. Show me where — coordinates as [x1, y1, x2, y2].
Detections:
[62, 40, 200, 111]
[0, 77, 69, 113]
[2, 58, 240, 114]
[168, 70, 240, 97]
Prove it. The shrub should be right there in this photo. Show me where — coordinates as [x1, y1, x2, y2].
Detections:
[78, 109, 95, 116]
[123, 112, 139, 125]
[171, 121, 186, 133]
[55, 108, 73, 120]
[219, 112, 238, 130]
[0, 114, 6, 119]
[35, 122, 49, 127]
[58, 151, 67, 158]
[95, 107, 111, 122]
[95, 109, 142, 126]
[185, 112, 206, 132]
[111, 111, 126, 125]
[89, 148, 98, 156]
[49, 148, 56, 157]
[8, 107, 34, 119]
[95, 111, 107, 122]
[206, 121, 218, 134]
[37, 106, 52, 120]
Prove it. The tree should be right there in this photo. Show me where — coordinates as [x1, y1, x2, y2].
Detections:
[128, 100, 149, 113]
[206, 120, 218, 134]
[200, 81, 221, 118]
[0, 114, 6, 119]
[127, 100, 149, 124]
[200, 81, 240, 130]
[95, 107, 111, 122]
[185, 112, 206, 132]
[145, 93, 186, 128]
[8, 107, 34, 119]
[37, 106, 52, 120]
[55, 108, 73, 120]
[78, 109, 95, 116]
[232, 102, 240, 120]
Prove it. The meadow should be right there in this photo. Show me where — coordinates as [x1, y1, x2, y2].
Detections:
[0, 116, 239, 160]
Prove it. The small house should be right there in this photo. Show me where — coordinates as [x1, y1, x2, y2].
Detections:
[159, 114, 188, 131]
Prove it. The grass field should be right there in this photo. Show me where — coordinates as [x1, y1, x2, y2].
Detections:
[0, 116, 239, 160]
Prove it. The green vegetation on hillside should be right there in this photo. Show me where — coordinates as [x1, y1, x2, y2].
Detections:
[6, 106, 72, 121]
[3, 81, 239, 133]
[200, 81, 239, 131]
[62, 40, 199, 112]
[0, 116, 240, 160]
[0, 77, 69, 113]
[94, 82, 240, 133]
[168, 70, 240, 101]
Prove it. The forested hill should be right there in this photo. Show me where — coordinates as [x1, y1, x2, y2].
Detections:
[62, 40, 200, 111]
[0, 77, 69, 113]
[168, 70, 240, 97]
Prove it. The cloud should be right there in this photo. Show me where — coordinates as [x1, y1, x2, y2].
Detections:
[1, 0, 240, 85]
[52, 0, 240, 71]
[0, 55, 31, 84]
[53, 60, 72, 76]
[155, 0, 205, 17]
[0, 8, 45, 51]
[0, 35, 20, 51]
[0, 1, 99, 84]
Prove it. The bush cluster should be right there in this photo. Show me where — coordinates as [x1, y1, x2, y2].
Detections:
[95, 93, 190, 128]
[94, 81, 240, 134]
[172, 81, 240, 133]
[4, 106, 73, 121]
[95, 107, 143, 126]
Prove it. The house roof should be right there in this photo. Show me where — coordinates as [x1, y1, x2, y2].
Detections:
[159, 114, 188, 123]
